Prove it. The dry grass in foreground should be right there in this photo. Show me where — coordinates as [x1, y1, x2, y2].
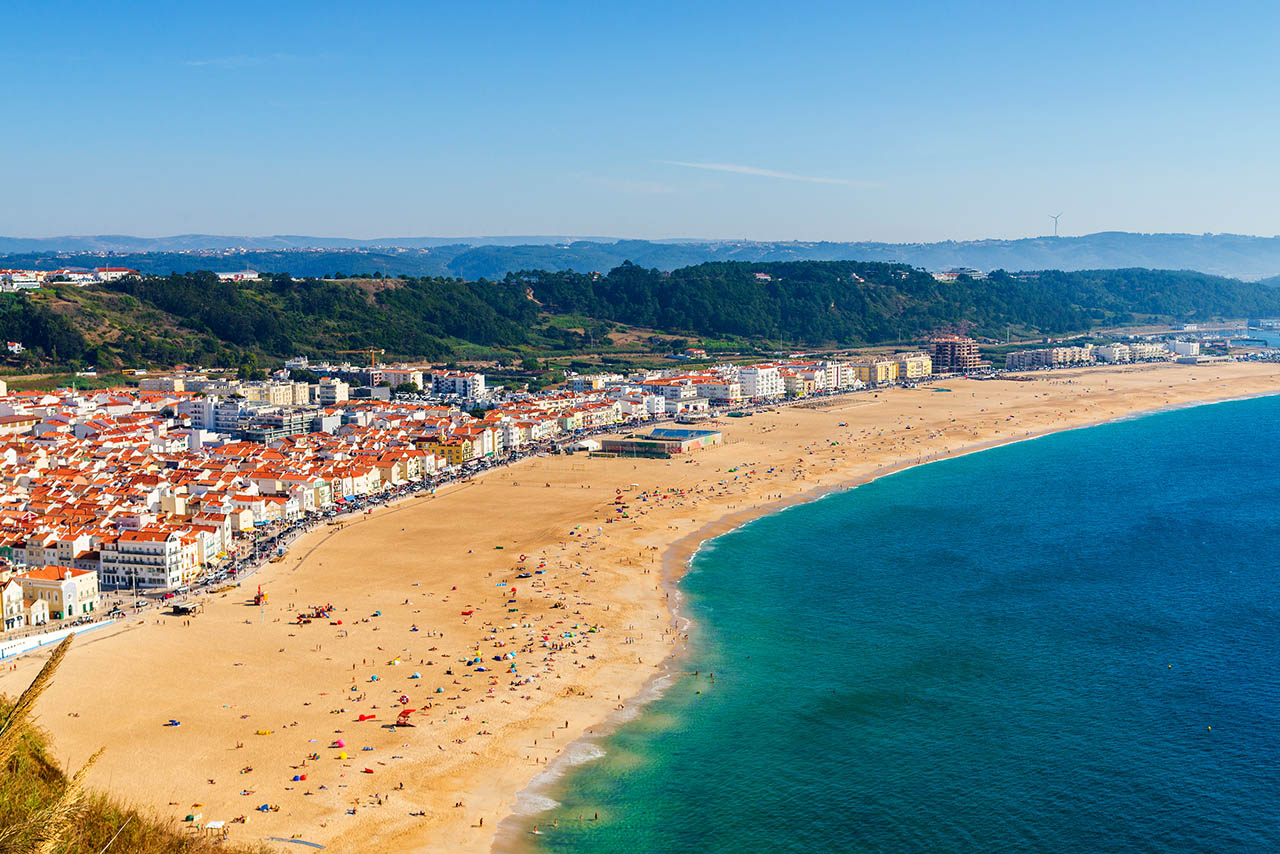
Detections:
[0, 636, 268, 854]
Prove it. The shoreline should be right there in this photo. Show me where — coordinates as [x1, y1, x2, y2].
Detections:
[492, 383, 1280, 851]
[7, 362, 1280, 854]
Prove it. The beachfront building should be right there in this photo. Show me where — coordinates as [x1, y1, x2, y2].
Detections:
[932, 337, 981, 373]
[1005, 345, 1094, 371]
[1046, 345, 1094, 366]
[781, 370, 815, 398]
[739, 365, 785, 399]
[614, 393, 666, 420]
[2, 578, 24, 631]
[1006, 350, 1039, 371]
[822, 361, 861, 389]
[1129, 342, 1170, 360]
[424, 437, 475, 466]
[852, 359, 899, 385]
[601, 428, 722, 457]
[99, 530, 189, 590]
[894, 353, 933, 380]
[665, 396, 710, 416]
[694, 379, 742, 406]
[14, 566, 99, 620]
[24, 597, 49, 628]
[1095, 344, 1132, 363]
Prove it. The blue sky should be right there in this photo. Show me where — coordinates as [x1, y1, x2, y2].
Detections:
[5, 0, 1279, 241]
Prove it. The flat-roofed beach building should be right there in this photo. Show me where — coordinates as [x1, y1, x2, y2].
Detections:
[601, 427, 722, 457]
[1095, 344, 1131, 363]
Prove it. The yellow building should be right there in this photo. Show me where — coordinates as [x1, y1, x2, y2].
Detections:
[426, 438, 474, 466]
[894, 353, 933, 380]
[782, 373, 816, 398]
[853, 360, 899, 385]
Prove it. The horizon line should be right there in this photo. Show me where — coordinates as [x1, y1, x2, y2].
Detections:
[2, 230, 1278, 248]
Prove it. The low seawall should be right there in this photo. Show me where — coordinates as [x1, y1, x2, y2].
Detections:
[0, 619, 116, 660]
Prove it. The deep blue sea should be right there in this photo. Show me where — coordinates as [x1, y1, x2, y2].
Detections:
[524, 396, 1280, 853]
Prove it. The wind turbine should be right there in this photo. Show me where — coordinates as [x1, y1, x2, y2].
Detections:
[1049, 213, 1062, 237]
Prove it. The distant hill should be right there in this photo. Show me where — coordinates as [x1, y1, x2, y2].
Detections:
[7, 232, 1280, 280]
[5, 262, 1279, 372]
[0, 234, 624, 252]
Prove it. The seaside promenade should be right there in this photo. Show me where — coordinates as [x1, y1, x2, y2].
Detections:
[4, 360, 1280, 853]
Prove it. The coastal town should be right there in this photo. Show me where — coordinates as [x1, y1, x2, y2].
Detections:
[8, 5, 1280, 852]
[0, 327, 1254, 651]
[5, 353, 1277, 853]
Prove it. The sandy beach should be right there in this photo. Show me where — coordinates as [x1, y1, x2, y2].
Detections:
[6, 360, 1280, 853]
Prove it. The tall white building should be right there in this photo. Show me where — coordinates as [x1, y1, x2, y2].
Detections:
[431, 371, 487, 399]
[739, 365, 784, 399]
[177, 396, 218, 430]
[99, 530, 191, 589]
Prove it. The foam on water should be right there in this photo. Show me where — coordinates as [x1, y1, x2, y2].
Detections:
[510, 793, 561, 816]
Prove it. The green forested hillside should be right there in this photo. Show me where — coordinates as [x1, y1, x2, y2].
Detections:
[3, 262, 1277, 370]
[512, 262, 1280, 343]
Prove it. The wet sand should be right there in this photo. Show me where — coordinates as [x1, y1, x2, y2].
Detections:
[7, 361, 1280, 853]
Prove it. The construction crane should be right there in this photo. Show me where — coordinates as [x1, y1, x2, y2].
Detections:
[336, 348, 385, 368]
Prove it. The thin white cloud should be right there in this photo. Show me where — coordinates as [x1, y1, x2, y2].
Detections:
[185, 53, 298, 68]
[659, 160, 866, 187]
[581, 175, 678, 196]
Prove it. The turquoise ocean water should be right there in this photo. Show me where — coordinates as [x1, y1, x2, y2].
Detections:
[522, 395, 1280, 853]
